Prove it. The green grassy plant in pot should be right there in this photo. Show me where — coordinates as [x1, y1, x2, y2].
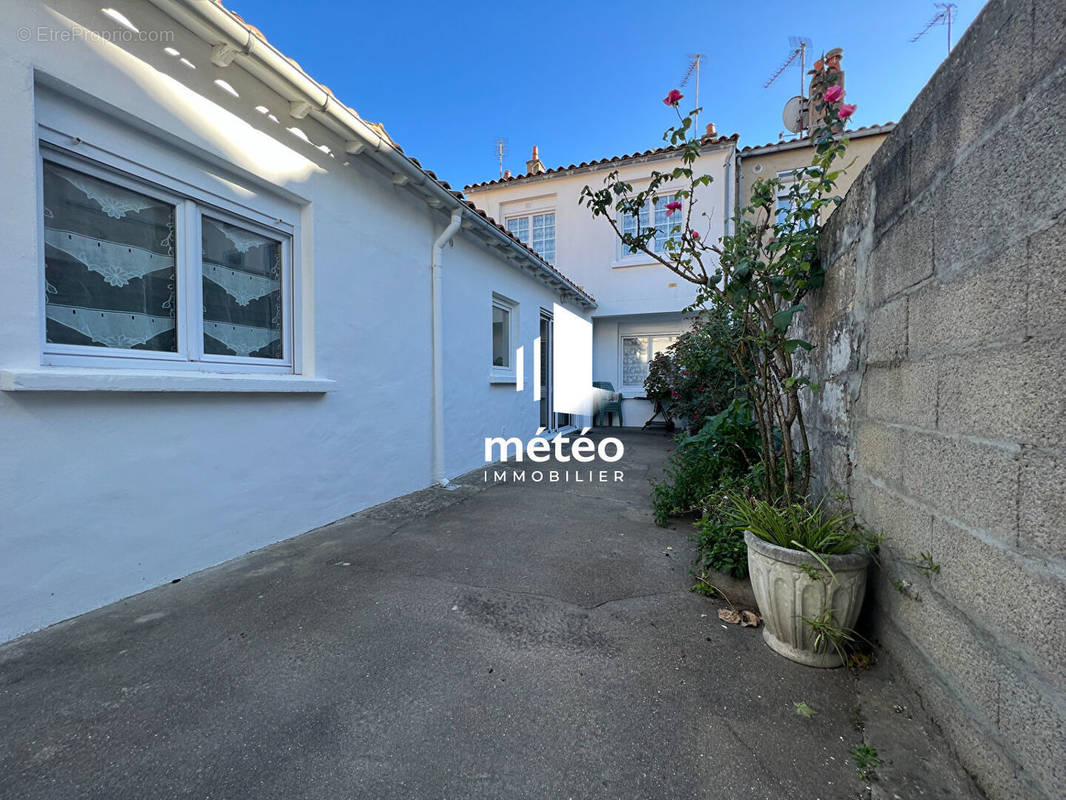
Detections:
[725, 495, 879, 668]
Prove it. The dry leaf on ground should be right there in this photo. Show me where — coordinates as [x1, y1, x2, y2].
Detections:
[740, 610, 761, 628]
[718, 608, 741, 624]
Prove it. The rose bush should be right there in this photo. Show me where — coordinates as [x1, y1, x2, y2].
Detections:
[581, 56, 856, 502]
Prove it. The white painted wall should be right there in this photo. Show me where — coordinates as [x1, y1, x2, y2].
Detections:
[592, 314, 694, 426]
[465, 143, 734, 318]
[0, 0, 590, 642]
[466, 139, 732, 425]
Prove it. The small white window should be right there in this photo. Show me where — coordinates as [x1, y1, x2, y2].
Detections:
[620, 332, 680, 392]
[506, 212, 555, 264]
[619, 194, 680, 259]
[40, 150, 293, 372]
[491, 293, 518, 381]
[775, 170, 813, 228]
[776, 170, 797, 225]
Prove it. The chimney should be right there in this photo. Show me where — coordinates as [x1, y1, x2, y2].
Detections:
[808, 47, 845, 134]
[703, 122, 717, 140]
[526, 145, 545, 175]
[503, 169, 512, 179]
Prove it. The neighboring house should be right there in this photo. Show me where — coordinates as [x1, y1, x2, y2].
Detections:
[465, 135, 738, 426]
[0, 0, 595, 642]
[736, 123, 895, 221]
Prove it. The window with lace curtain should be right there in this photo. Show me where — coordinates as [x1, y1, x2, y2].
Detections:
[41, 150, 292, 371]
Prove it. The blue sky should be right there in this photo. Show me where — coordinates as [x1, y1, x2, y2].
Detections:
[228, 0, 987, 189]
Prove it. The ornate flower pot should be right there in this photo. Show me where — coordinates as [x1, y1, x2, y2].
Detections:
[745, 531, 870, 668]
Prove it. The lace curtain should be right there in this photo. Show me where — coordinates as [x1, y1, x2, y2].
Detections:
[43, 162, 177, 351]
[43, 161, 284, 360]
[201, 218, 282, 359]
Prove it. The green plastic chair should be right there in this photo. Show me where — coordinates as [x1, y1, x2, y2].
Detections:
[593, 381, 623, 427]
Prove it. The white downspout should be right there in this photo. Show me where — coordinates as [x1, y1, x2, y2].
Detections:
[431, 210, 464, 487]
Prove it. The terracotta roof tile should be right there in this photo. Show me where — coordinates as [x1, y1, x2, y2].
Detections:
[738, 122, 895, 153]
[464, 135, 740, 191]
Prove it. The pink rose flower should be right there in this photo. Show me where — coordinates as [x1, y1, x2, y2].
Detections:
[665, 200, 682, 217]
[824, 85, 844, 103]
[663, 89, 683, 106]
[840, 103, 857, 119]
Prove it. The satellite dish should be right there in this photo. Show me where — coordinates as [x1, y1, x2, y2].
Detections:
[782, 95, 808, 134]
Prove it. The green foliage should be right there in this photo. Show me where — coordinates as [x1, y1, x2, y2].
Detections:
[850, 744, 881, 780]
[803, 606, 860, 663]
[794, 701, 817, 718]
[911, 552, 941, 577]
[650, 399, 760, 527]
[892, 577, 921, 602]
[643, 312, 745, 432]
[721, 494, 880, 556]
[644, 352, 674, 407]
[693, 509, 750, 579]
[580, 60, 856, 501]
[689, 581, 719, 598]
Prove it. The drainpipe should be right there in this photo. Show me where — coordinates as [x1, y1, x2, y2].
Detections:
[723, 149, 734, 237]
[431, 210, 463, 486]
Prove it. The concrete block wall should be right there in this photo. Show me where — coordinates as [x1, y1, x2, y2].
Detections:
[800, 1, 1066, 797]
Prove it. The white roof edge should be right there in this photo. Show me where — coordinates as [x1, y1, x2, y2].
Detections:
[464, 137, 739, 194]
[739, 124, 896, 157]
[144, 0, 596, 310]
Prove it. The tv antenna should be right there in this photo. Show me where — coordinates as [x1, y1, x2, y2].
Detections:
[679, 53, 705, 132]
[911, 3, 957, 56]
[765, 36, 812, 99]
[494, 137, 507, 179]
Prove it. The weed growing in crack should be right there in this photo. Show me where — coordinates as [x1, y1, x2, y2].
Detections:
[851, 744, 881, 780]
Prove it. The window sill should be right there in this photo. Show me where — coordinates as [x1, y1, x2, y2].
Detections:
[0, 368, 334, 393]
[489, 374, 517, 385]
[611, 257, 665, 269]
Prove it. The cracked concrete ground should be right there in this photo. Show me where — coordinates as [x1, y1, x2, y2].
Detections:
[0, 430, 982, 799]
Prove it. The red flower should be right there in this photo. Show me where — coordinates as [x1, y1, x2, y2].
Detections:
[824, 85, 844, 103]
[690, 231, 700, 240]
[665, 200, 682, 217]
[839, 103, 857, 119]
[663, 89, 683, 107]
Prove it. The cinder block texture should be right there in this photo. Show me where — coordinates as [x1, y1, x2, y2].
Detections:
[1019, 446, 1066, 559]
[802, 1, 1066, 796]
[866, 296, 906, 364]
[937, 342, 1066, 448]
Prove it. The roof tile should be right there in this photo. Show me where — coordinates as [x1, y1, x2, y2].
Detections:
[464, 135, 740, 191]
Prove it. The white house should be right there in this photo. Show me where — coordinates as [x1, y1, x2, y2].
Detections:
[0, 0, 595, 643]
[464, 135, 737, 426]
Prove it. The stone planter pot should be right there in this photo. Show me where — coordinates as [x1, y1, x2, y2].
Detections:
[745, 531, 870, 668]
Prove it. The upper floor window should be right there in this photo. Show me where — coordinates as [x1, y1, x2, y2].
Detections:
[506, 212, 555, 264]
[41, 151, 292, 372]
[775, 170, 813, 228]
[619, 195, 680, 258]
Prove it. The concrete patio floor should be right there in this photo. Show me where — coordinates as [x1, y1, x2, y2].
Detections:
[0, 430, 981, 799]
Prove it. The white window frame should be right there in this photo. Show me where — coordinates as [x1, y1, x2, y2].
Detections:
[618, 331, 681, 395]
[615, 192, 682, 264]
[505, 210, 556, 264]
[775, 169, 815, 229]
[490, 292, 519, 383]
[775, 170, 798, 226]
[37, 142, 296, 375]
